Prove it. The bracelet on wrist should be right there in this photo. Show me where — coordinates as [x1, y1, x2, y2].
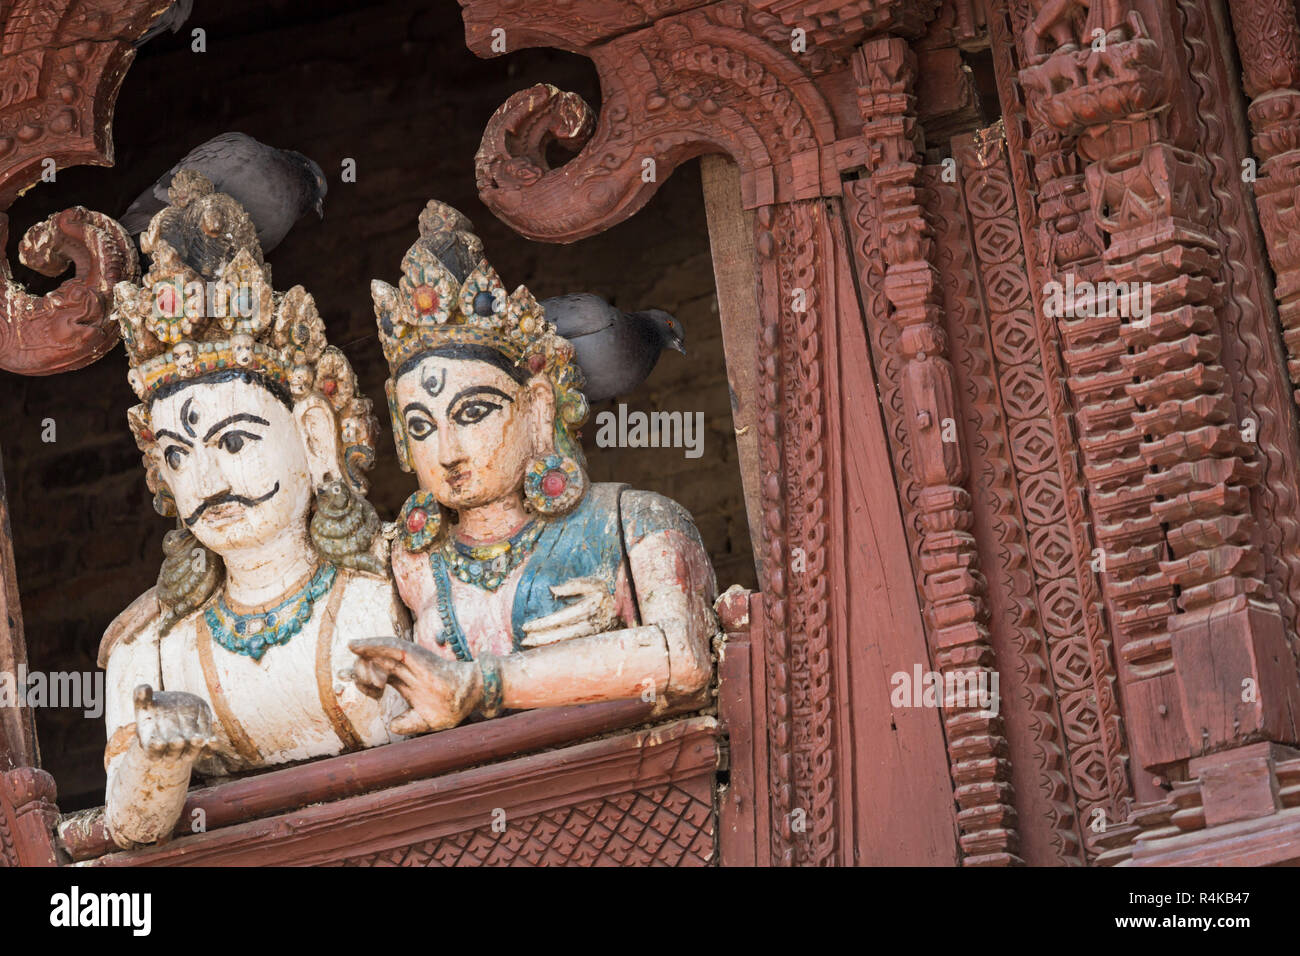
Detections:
[478, 653, 504, 719]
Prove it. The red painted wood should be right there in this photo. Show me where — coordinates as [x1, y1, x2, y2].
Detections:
[83, 718, 719, 866]
[59, 696, 683, 862]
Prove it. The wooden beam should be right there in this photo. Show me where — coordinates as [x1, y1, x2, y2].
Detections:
[700, 155, 764, 585]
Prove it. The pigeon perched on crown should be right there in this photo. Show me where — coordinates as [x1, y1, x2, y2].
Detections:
[113, 169, 331, 405]
[371, 201, 575, 377]
[110, 170, 379, 500]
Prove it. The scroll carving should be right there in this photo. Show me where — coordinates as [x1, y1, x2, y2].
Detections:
[0, 208, 138, 374]
[473, 1, 841, 241]
[0, 0, 164, 374]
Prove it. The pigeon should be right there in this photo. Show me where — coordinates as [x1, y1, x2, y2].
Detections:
[136, 0, 194, 48]
[541, 293, 686, 402]
[119, 133, 327, 253]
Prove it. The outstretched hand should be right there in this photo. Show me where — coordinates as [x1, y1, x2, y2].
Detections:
[132, 684, 215, 763]
[519, 576, 619, 647]
[347, 637, 482, 735]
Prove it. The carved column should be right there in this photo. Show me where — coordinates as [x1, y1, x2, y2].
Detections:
[1227, 0, 1300, 402]
[846, 38, 1019, 865]
[1020, 5, 1300, 791]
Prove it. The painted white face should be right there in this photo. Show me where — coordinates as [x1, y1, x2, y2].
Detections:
[151, 375, 313, 553]
[395, 356, 538, 511]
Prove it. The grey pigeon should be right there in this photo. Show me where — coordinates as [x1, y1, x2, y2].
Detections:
[119, 133, 327, 253]
[541, 293, 686, 402]
[136, 0, 193, 47]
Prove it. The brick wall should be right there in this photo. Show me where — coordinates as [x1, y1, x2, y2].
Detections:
[0, 0, 755, 808]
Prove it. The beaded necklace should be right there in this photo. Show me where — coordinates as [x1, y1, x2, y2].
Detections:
[438, 520, 542, 591]
[425, 520, 542, 661]
[205, 563, 338, 662]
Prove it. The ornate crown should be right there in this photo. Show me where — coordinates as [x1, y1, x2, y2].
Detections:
[112, 170, 379, 506]
[372, 201, 588, 468]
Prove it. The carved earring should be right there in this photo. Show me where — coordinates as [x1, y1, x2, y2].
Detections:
[398, 489, 443, 552]
[524, 454, 586, 516]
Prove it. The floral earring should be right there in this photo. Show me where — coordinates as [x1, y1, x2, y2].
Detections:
[524, 453, 585, 516]
[398, 489, 443, 552]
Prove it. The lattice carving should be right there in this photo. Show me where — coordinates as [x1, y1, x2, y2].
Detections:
[328, 784, 715, 866]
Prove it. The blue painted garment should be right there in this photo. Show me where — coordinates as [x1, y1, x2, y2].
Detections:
[508, 482, 706, 648]
[510, 483, 627, 647]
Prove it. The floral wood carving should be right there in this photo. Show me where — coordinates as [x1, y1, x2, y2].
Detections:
[0, 0, 164, 374]
[752, 200, 838, 866]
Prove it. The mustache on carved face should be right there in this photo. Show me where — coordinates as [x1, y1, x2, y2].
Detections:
[183, 482, 281, 527]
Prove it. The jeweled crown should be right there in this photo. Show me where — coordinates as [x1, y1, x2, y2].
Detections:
[115, 170, 313, 402]
[372, 201, 588, 472]
[372, 201, 571, 374]
[112, 170, 379, 501]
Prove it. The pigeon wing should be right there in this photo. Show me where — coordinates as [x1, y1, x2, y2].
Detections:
[542, 293, 618, 340]
[121, 133, 265, 235]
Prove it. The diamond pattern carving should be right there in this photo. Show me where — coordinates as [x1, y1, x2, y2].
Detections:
[327, 784, 715, 867]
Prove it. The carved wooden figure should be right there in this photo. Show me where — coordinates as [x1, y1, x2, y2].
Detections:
[354, 201, 719, 732]
[98, 172, 409, 848]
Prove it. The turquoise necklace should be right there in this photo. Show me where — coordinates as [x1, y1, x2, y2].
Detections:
[205, 563, 337, 662]
[438, 520, 542, 591]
